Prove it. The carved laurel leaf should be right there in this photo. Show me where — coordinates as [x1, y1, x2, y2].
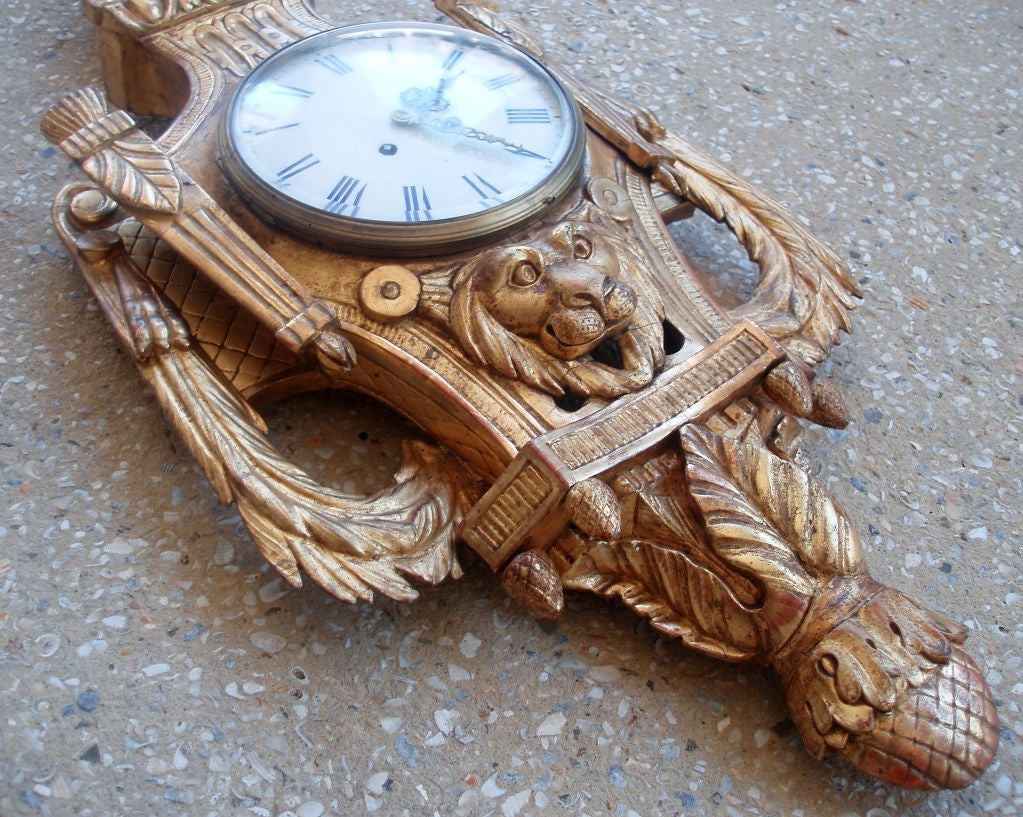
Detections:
[563, 539, 763, 661]
[682, 424, 865, 584]
[149, 348, 473, 603]
[653, 132, 860, 367]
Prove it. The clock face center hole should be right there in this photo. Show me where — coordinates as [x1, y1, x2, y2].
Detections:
[379, 143, 398, 156]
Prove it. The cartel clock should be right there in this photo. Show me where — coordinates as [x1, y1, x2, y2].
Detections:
[42, 0, 999, 796]
[219, 22, 586, 254]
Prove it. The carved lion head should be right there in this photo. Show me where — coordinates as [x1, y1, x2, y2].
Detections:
[459, 220, 637, 360]
[440, 209, 665, 400]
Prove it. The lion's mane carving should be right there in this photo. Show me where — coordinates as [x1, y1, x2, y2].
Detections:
[423, 204, 666, 400]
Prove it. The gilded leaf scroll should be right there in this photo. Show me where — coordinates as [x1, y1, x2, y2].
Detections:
[157, 351, 474, 603]
[562, 537, 764, 661]
[53, 187, 476, 605]
[682, 424, 866, 586]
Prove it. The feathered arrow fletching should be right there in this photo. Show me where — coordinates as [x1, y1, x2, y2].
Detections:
[42, 88, 181, 213]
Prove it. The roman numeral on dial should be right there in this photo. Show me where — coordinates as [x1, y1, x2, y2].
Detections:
[276, 153, 320, 181]
[505, 108, 551, 124]
[484, 74, 520, 91]
[315, 54, 353, 77]
[326, 175, 366, 215]
[403, 186, 432, 222]
[442, 48, 466, 71]
[462, 174, 501, 203]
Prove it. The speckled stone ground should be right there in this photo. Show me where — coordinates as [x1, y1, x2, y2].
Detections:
[1, 1, 1020, 816]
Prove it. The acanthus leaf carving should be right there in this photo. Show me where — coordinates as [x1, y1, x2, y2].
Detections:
[561, 537, 764, 662]
[681, 423, 866, 595]
[53, 186, 477, 605]
[148, 349, 475, 602]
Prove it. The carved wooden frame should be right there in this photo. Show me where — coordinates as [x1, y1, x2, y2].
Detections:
[42, 0, 998, 791]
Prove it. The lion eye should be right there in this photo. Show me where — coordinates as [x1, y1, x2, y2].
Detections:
[510, 261, 540, 287]
[573, 235, 593, 259]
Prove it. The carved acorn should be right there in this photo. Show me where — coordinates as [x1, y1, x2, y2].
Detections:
[502, 549, 564, 620]
[763, 361, 814, 418]
[565, 478, 622, 540]
[808, 377, 851, 429]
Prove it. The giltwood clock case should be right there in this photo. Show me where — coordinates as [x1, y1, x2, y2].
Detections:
[42, 0, 998, 792]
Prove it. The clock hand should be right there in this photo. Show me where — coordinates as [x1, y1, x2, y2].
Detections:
[459, 126, 549, 160]
[401, 70, 465, 115]
[393, 110, 549, 161]
[429, 70, 464, 110]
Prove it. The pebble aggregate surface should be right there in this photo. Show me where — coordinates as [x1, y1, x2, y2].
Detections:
[1, 1, 1020, 816]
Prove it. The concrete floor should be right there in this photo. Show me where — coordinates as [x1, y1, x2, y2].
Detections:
[1, 1, 1020, 815]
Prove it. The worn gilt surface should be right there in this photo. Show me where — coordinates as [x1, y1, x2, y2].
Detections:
[43, 0, 999, 794]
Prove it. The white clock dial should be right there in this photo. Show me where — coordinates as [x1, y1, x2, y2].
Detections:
[219, 22, 586, 255]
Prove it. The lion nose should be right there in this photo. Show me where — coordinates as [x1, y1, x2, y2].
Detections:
[559, 267, 615, 314]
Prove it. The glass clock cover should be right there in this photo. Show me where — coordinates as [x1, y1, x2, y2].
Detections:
[219, 22, 586, 255]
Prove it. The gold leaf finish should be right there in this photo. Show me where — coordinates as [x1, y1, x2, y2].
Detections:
[683, 424, 866, 587]
[780, 584, 999, 790]
[763, 360, 813, 418]
[651, 127, 861, 367]
[43, 0, 999, 794]
[52, 184, 477, 604]
[562, 537, 765, 661]
[681, 426, 996, 789]
[564, 479, 621, 541]
[809, 377, 851, 429]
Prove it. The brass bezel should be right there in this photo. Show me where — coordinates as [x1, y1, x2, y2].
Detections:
[218, 21, 587, 257]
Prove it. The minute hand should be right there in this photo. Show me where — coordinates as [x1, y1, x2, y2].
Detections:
[457, 125, 549, 160]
